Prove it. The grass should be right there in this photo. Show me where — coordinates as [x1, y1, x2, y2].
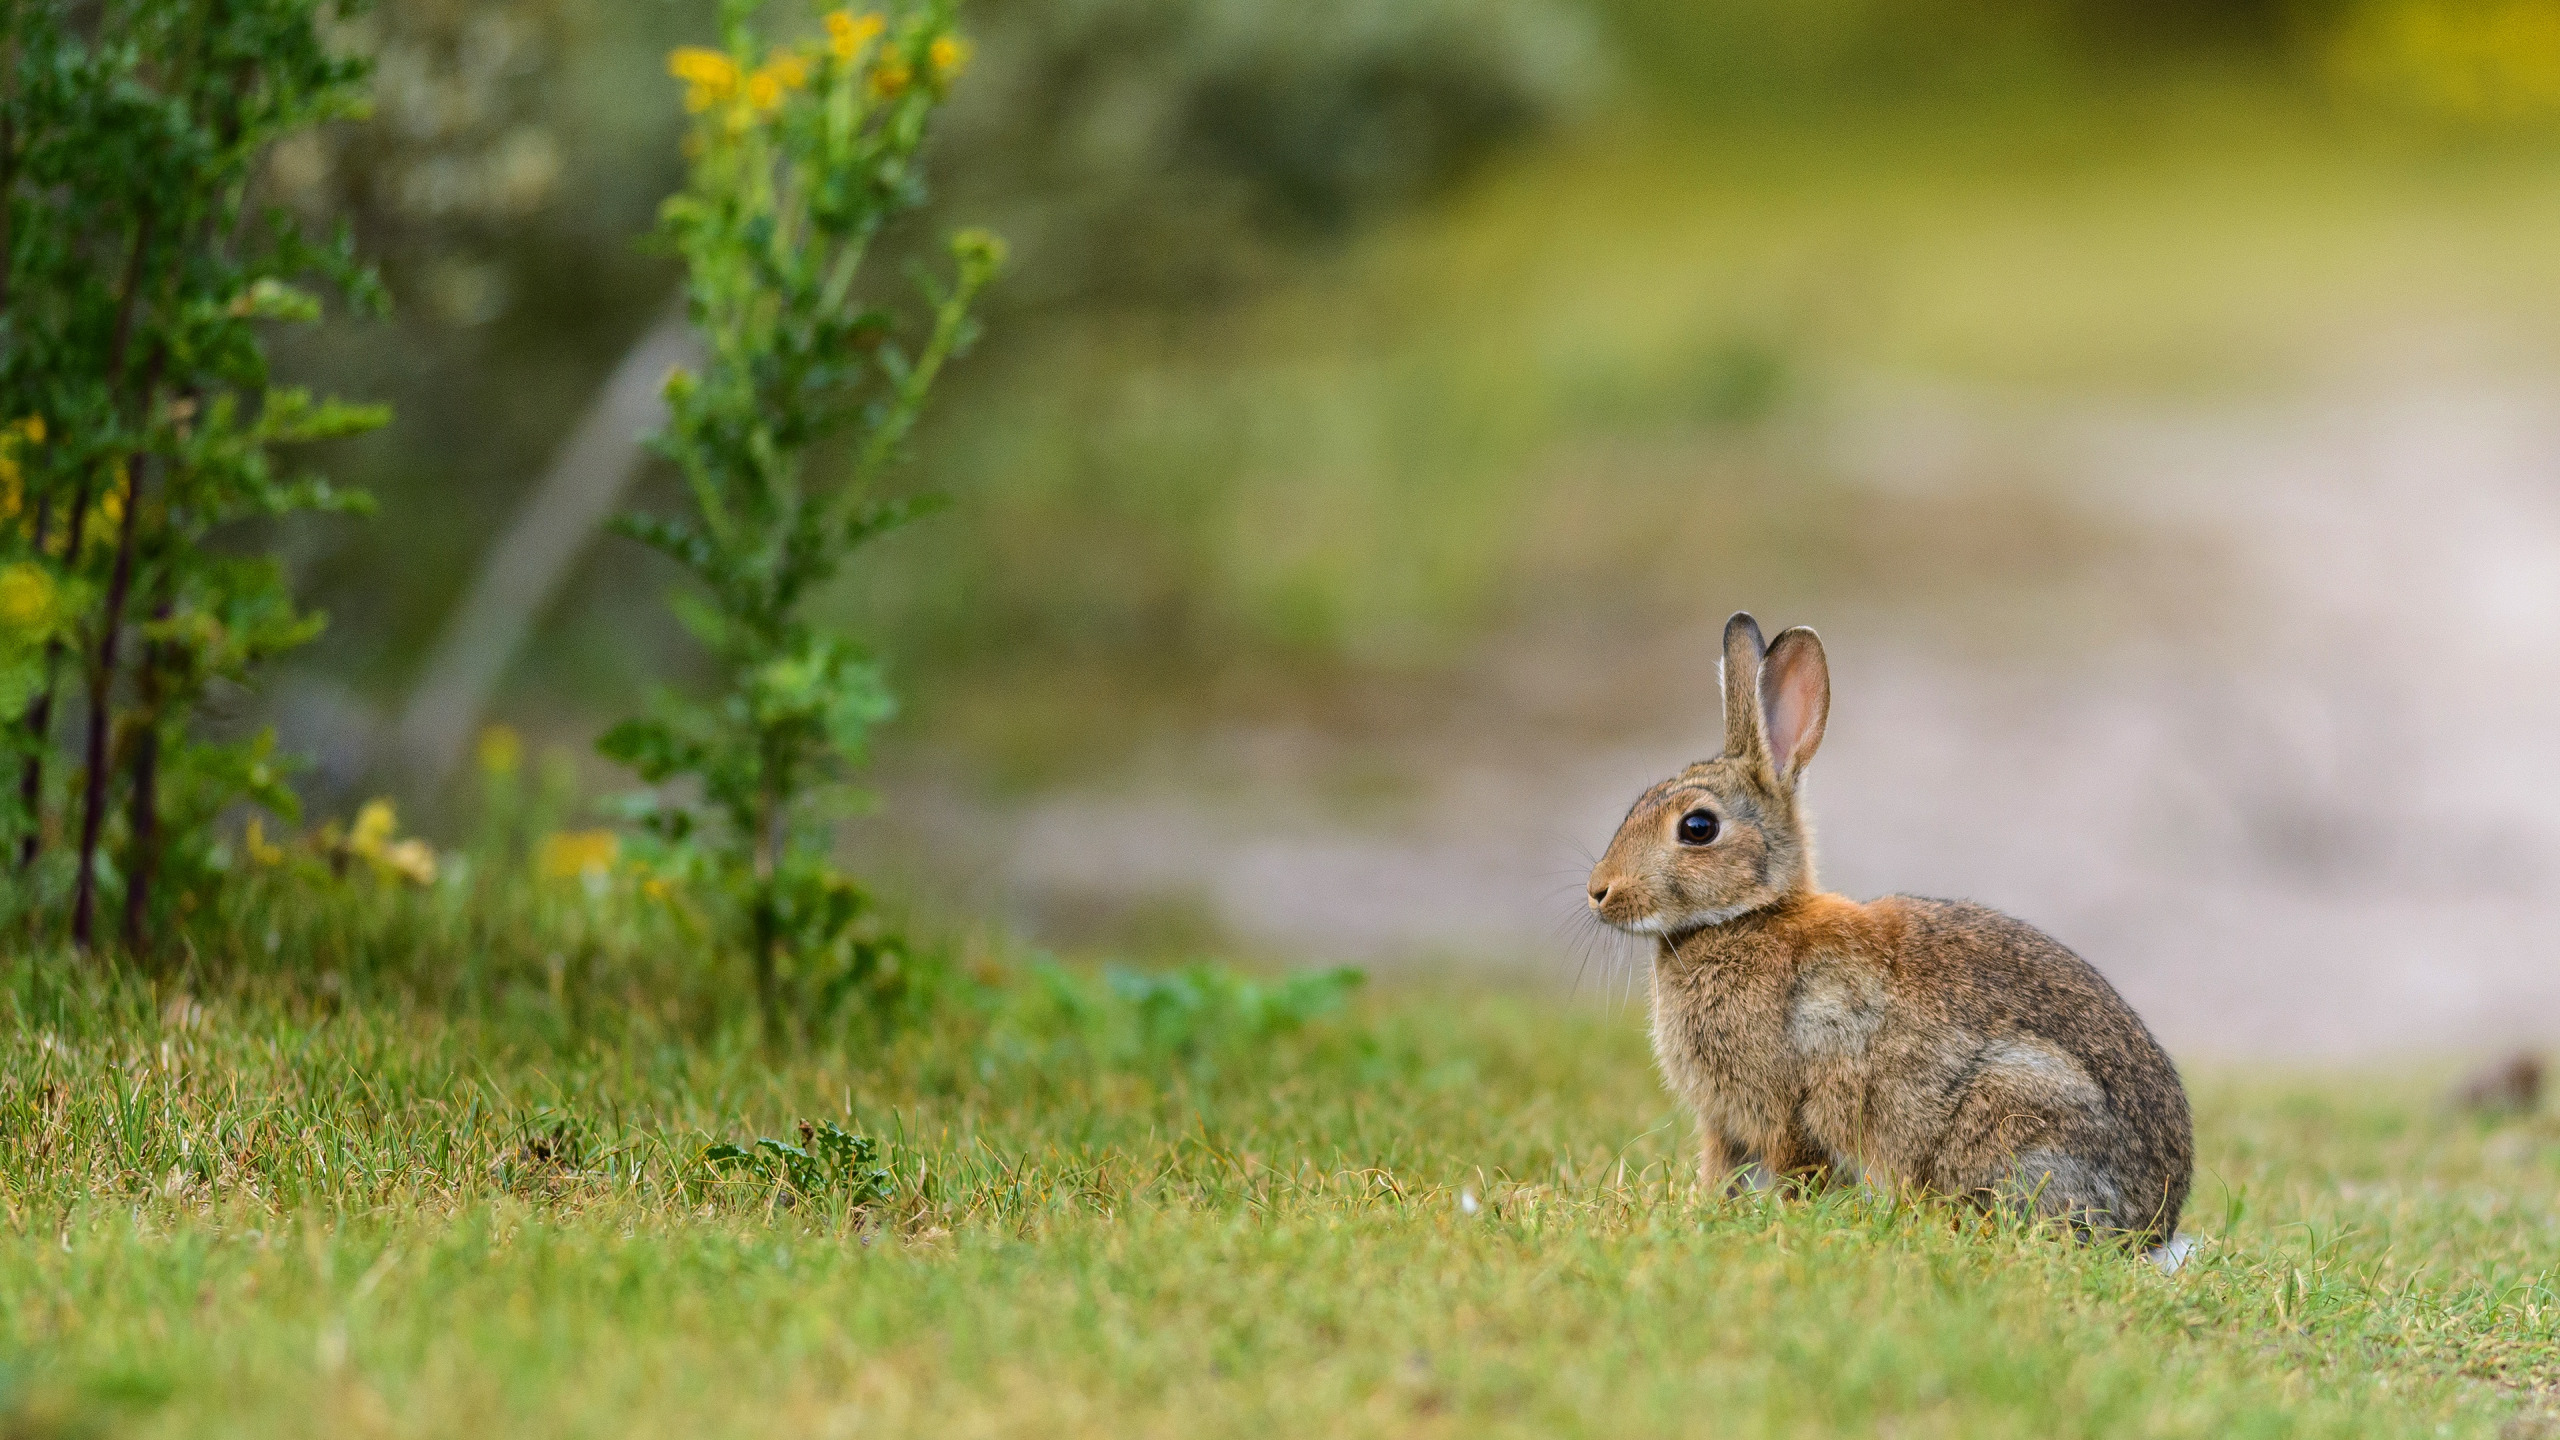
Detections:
[4, 926, 2558, 1438]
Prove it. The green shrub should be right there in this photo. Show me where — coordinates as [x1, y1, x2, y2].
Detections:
[0, 0, 386, 956]
[597, 1, 1000, 1032]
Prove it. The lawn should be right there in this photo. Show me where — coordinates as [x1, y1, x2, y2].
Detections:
[2, 937, 2554, 1438]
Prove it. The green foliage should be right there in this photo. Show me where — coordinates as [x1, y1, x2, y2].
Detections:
[601, 0, 999, 1026]
[0, 0, 386, 953]
[144, 793, 1348, 1072]
[702, 1119, 891, 1207]
[993, 961, 1367, 1073]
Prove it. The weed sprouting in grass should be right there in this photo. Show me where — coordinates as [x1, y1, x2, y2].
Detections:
[702, 1119, 891, 1210]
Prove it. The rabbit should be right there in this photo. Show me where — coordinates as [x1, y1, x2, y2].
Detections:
[1586, 612, 2193, 1255]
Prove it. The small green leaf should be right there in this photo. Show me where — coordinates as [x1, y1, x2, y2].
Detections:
[229, 277, 324, 323]
[844, 492, 949, 546]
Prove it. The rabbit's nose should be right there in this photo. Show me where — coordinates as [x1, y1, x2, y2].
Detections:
[1588, 880, 1614, 908]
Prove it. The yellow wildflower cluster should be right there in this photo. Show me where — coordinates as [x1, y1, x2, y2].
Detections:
[669, 46, 741, 113]
[673, 40, 817, 122]
[97, 466, 126, 532]
[0, 415, 42, 523]
[247, 801, 622, 894]
[670, 17, 961, 124]
[749, 50, 811, 114]
[2333, 0, 2560, 119]
[538, 828, 621, 885]
[0, 562, 55, 636]
[533, 827, 681, 903]
[869, 49, 912, 101]
[826, 10, 885, 62]
[344, 798, 439, 886]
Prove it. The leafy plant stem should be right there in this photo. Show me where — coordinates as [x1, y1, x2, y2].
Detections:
[833, 273, 981, 537]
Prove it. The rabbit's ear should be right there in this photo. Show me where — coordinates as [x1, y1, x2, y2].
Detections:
[1759, 626, 1830, 786]
[1721, 612, 1769, 763]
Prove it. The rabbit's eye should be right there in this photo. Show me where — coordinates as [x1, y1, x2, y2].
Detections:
[1677, 810, 1719, 845]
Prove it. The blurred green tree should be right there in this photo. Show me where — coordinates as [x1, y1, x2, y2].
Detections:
[0, 0, 386, 955]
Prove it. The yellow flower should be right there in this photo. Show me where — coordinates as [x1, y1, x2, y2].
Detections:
[96, 467, 126, 532]
[0, 562, 54, 634]
[929, 34, 970, 83]
[538, 829, 621, 883]
[0, 416, 36, 525]
[668, 46, 741, 113]
[746, 65, 788, 113]
[641, 875, 675, 902]
[477, 723, 523, 779]
[826, 10, 885, 62]
[335, 799, 437, 883]
[348, 799, 397, 858]
[869, 51, 912, 100]
[381, 838, 439, 887]
[244, 817, 285, 867]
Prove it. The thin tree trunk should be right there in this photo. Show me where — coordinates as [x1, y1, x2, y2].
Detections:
[752, 886, 780, 1039]
[120, 717, 159, 957]
[121, 596, 170, 960]
[13, 492, 50, 870]
[15, 214, 154, 873]
[70, 455, 147, 952]
[752, 774, 782, 1042]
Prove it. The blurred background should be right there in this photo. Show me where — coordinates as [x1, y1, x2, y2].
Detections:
[259, 0, 2560, 1060]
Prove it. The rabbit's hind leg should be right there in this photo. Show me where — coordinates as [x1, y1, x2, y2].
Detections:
[1991, 1147, 2133, 1238]
[1925, 1043, 2142, 1240]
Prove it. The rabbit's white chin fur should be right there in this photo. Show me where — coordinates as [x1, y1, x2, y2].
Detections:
[1633, 902, 1758, 936]
[2147, 1234, 2196, 1275]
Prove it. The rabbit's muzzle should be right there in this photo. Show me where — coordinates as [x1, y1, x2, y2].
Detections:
[1586, 864, 1667, 933]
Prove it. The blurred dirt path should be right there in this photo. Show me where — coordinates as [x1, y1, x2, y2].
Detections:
[910, 372, 2560, 1060]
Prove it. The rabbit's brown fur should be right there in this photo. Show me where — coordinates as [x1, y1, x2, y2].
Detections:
[1590, 614, 2192, 1247]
